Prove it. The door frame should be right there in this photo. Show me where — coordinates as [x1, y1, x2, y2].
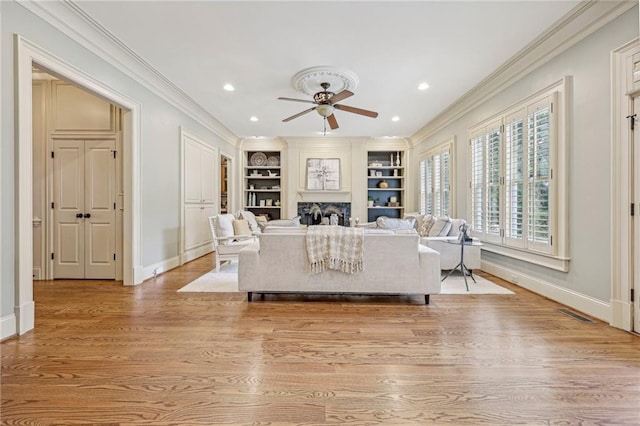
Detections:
[611, 37, 640, 332]
[15, 35, 142, 335]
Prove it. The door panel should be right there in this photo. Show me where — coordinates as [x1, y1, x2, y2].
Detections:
[53, 140, 85, 278]
[634, 97, 640, 333]
[85, 140, 116, 278]
[201, 148, 216, 203]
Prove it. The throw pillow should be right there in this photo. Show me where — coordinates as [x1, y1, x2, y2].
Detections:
[356, 221, 378, 229]
[215, 213, 236, 245]
[238, 210, 260, 233]
[232, 219, 251, 236]
[418, 215, 435, 236]
[427, 215, 452, 237]
[403, 212, 424, 230]
[448, 218, 467, 237]
[376, 216, 416, 230]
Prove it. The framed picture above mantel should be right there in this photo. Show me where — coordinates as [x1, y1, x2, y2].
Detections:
[306, 158, 340, 191]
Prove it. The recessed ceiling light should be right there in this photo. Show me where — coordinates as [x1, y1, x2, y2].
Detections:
[391, 116, 400, 122]
[250, 116, 258, 122]
[223, 83, 235, 91]
[418, 82, 430, 91]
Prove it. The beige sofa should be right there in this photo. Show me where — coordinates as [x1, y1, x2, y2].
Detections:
[238, 229, 441, 304]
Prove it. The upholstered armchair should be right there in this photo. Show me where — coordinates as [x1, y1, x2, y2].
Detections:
[208, 214, 257, 272]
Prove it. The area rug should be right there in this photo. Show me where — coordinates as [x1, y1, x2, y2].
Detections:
[177, 262, 514, 295]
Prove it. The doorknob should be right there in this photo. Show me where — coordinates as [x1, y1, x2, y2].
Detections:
[84, 213, 91, 218]
[76, 213, 83, 218]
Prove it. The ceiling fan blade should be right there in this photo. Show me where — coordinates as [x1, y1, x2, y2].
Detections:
[329, 90, 353, 104]
[327, 113, 339, 130]
[278, 97, 316, 104]
[282, 107, 316, 122]
[334, 104, 379, 118]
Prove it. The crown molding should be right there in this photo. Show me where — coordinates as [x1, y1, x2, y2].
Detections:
[410, 0, 637, 146]
[17, 0, 239, 146]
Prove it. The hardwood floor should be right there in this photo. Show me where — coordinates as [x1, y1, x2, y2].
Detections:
[2, 253, 639, 425]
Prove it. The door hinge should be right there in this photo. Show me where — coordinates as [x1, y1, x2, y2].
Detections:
[113, 150, 117, 159]
[631, 203, 635, 216]
[631, 288, 635, 302]
[550, 102, 554, 114]
[51, 202, 54, 209]
[51, 253, 54, 260]
[114, 202, 116, 210]
[113, 253, 116, 261]
[626, 114, 637, 130]
[51, 151, 55, 158]
[550, 235, 553, 246]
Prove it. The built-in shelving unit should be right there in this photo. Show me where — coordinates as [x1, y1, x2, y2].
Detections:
[244, 151, 282, 220]
[367, 150, 405, 222]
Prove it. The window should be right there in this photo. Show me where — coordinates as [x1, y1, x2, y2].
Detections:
[469, 90, 558, 256]
[420, 141, 452, 216]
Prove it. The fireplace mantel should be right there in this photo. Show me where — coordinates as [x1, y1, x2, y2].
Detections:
[297, 190, 351, 201]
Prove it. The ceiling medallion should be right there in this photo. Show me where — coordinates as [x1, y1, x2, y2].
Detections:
[291, 66, 359, 96]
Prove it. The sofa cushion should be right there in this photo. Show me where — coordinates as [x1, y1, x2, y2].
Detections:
[376, 216, 416, 230]
[403, 212, 424, 230]
[428, 216, 452, 237]
[265, 216, 301, 227]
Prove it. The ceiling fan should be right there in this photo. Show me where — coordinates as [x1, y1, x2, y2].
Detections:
[278, 82, 378, 132]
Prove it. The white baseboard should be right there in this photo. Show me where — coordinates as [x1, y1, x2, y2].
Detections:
[1, 314, 17, 340]
[139, 255, 181, 283]
[182, 244, 213, 265]
[482, 260, 611, 323]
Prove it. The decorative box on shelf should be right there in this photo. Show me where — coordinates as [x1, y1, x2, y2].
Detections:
[388, 202, 400, 207]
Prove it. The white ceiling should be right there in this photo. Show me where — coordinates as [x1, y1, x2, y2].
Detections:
[75, 1, 581, 139]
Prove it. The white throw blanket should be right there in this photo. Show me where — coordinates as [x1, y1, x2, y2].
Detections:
[306, 225, 364, 274]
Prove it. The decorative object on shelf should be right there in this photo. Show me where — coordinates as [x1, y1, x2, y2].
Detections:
[274, 200, 281, 206]
[393, 169, 398, 177]
[369, 169, 376, 177]
[259, 199, 266, 207]
[390, 196, 397, 203]
[369, 162, 383, 167]
[251, 170, 261, 176]
[378, 180, 389, 188]
[272, 184, 280, 190]
[396, 152, 401, 167]
[266, 156, 279, 166]
[250, 152, 267, 166]
[267, 170, 278, 177]
[376, 171, 382, 177]
[306, 158, 340, 190]
[266, 199, 273, 207]
[330, 214, 339, 226]
[367, 196, 374, 207]
[390, 153, 394, 165]
[249, 184, 255, 190]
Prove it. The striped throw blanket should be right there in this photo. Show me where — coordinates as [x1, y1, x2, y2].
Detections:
[306, 225, 364, 274]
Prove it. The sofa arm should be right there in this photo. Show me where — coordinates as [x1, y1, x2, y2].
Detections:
[418, 244, 441, 294]
[238, 241, 260, 291]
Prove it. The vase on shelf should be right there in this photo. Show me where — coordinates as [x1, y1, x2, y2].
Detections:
[396, 152, 401, 167]
[378, 180, 389, 188]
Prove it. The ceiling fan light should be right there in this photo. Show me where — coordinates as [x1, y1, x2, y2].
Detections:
[316, 104, 335, 117]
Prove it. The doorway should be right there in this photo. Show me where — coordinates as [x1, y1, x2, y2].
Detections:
[221, 155, 231, 214]
[14, 35, 142, 336]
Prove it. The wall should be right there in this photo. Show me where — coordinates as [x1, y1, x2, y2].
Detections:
[1, 1, 236, 336]
[412, 7, 639, 316]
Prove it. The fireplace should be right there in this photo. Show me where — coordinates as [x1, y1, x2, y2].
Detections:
[297, 202, 351, 226]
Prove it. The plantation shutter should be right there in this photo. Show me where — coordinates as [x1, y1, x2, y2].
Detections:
[433, 154, 441, 215]
[504, 109, 526, 248]
[419, 160, 427, 214]
[470, 132, 485, 234]
[485, 121, 502, 243]
[441, 148, 451, 216]
[527, 96, 554, 254]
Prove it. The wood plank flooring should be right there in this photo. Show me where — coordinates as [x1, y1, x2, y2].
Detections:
[2, 253, 639, 425]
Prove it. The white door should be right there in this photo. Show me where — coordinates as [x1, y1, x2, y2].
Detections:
[53, 139, 116, 279]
